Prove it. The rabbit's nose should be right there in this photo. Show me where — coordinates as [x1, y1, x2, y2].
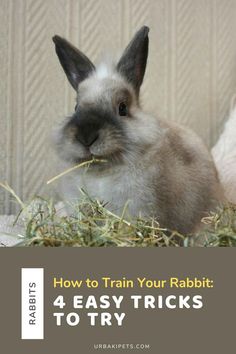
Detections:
[76, 125, 99, 147]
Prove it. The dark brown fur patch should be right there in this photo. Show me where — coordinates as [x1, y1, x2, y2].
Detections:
[167, 130, 195, 165]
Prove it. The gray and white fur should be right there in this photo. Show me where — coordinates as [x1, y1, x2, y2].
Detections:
[52, 26, 223, 234]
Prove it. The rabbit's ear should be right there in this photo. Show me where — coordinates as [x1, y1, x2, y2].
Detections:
[117, 26, 149, 94]
[52, 36, 95, 90]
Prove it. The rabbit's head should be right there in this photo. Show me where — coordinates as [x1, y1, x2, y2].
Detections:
[53, 26, 157, 166]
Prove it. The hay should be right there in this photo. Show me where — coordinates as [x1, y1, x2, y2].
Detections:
[1, 181, 236, 247]
[46, 158, 107, 185]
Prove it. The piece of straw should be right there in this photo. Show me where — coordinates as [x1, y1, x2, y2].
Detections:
[0, 181, 25, 209]
[47, 158, 107, 185]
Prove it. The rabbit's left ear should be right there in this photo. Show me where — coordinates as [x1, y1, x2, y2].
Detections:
[117, 26, 149, 94]
[53, 36, 95, 90]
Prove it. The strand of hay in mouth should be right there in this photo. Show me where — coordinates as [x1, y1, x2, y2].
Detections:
[0, 182, 236, 247]
[47, 158, 107, 185]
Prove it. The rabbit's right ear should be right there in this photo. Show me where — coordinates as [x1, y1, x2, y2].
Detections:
[52, 36, 95, 90]
[117, 26, 149, 94]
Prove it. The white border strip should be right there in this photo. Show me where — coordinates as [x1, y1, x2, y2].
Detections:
[21, 268, 44, 340]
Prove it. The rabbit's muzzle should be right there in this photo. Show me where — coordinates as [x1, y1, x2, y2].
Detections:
[65, 109, 105, 149]
[61, 107, 126, 164]
[76, 120, 100, 147]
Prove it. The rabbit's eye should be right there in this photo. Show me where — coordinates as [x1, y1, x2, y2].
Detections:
[118, 102, 127, 116]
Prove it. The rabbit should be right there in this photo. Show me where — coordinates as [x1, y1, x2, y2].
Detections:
[52, 26, 223, 234]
